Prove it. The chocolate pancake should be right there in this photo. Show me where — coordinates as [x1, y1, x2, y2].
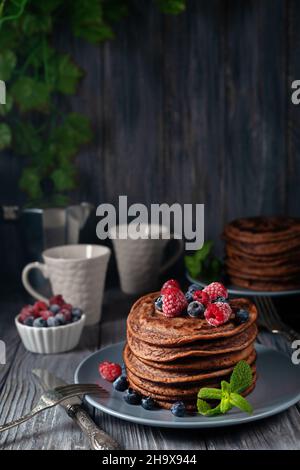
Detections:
[225, 265, 300, 282]
[225, 243, 300, 265]
[225, 257, 300, 277]
[127, 293, 257, 346]
[126, 366, 257, 400]
[124, 344, 256, 384]
[127, 323, 257, 362]
[223, 217, 300, 244]
[229, 275, 300, 291]
[139, 343, 255, 371]
[154, 380, 257, 410]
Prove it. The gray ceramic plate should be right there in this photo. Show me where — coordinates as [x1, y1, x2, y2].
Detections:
[74, 342, 300, 429]
[186, 272, 300, 297]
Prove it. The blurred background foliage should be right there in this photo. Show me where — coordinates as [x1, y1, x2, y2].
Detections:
[0, 0, 186, 207]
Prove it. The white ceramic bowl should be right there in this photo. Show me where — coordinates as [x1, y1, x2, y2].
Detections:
[15, 314, 86, 354]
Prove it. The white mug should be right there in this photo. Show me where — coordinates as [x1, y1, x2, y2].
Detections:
[22, 244, 111, 325]
[109, 223, 184, 295]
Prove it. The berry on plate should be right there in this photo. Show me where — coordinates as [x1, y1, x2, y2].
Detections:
[171, 401, 186, 417]
[162, 288, 187, 317]
[60, 307, 72, 323]
[193, 290, 210, 306]
[235, 309, 249, 324]
[19, 305, 35, 323]
[99, 361, 122, 382]
[123, 388, 142, 405]
[203, 282, 228, 302]
[155, 296, 163, 311]
[24, 316, 34, 326]
[55, 313, 66, 325]
[187, 301, 205, 318]
[141, 396, 157, 410]
[185, 291, 194, 303]
[72, 308, 83, 320]
[33, 301, 48, 315]
[161, 279, 180, 293]
[113, 375, 128, 392]
[204, 302, 232, 327]
[47, 316, 61, 327]
[188, 283, 201, 293]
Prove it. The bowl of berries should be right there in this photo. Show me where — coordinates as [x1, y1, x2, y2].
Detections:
[15, 295, 86, 354]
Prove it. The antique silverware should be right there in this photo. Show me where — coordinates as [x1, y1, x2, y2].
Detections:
[0, 383, 104, 433]
[32, 369, 120, 450]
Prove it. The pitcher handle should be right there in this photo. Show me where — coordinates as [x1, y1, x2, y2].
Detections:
[21, 262, 49, 303]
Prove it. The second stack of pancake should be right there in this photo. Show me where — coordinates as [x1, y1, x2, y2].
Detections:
[223, 216, 300, 291]
[124, 292, 258, 410]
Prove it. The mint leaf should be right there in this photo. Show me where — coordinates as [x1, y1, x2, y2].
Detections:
[229, 393, 253, 414]
[156, 0, 186, 15]
[184, 255, 202, 279]
[230, 360, 253, 394]
[197, 399, 222, 416]
[198, 388, 222, 400]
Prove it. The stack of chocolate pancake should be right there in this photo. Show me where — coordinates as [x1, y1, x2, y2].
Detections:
[124, 292, 257, 410]
[223, 217, 300, 291]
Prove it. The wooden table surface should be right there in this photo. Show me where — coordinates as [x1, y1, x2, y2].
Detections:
[0, 289, 299, 450]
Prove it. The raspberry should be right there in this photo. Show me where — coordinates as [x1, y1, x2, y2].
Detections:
[62, 303, 73, 311]
[203, 282, 228, 301]
[40, 310, 54, 321]
[205, 302, 232, 327]
[193, 290, 210, 306]
[49, 295, 65, 306]
[162, 287, 187, 317]
[161, 279, 180, 294]
[19, 305, 35, 323]
[60, 307, 72, 322]
[99, 361, 122, 382]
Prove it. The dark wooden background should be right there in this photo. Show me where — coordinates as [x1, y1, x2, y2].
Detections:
[1, 0, 300, 283]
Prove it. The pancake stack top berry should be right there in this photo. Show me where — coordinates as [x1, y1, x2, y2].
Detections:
[223, 216, 300, 291]
[124, 280, 257, 411]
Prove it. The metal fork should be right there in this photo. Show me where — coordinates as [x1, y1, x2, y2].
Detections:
[256, 296, 299, 343]
[0, 383, 105, 433]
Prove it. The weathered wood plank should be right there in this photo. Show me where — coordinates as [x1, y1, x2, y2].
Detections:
[224, 0, 287, 221]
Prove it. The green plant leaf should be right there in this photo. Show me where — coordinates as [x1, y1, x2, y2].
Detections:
[0, 50, 17, 81]
[70, 0, 114, 43]
[52, 54, 83, 95]
[184, 255, 202, 279]
[11, 77, 50, 112]
[50, 167, 76, 192]
[156, 0, 186, 15]
[103, 0, 128, 23]
[197, 399, 221, 416]
[0, 123, 12, 150]
[229, 393, 253, 414]
[19, 166, 43, 201]
[21, 13, 52, 35]
[198, 388, 222, 400]
[12, 121, 43, 156]
[30, 0, 62, 14]
[0, 93, 13, 115]
[230, 360, 253, 394]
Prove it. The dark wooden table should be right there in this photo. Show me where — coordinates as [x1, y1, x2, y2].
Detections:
[0, 289, 299, 450]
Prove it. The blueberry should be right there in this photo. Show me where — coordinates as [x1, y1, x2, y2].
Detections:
[113, 375, 128, 392]
[187, 301, 205, 318]
[188, 283, 201, 293]
[72, 307, 82, 320]
[171, 401, 186, 417]
[33, 317, 47, 328]
[24, 316, 34, 327]
[55, 313, 66, 325]
[235, 309, 249, 324]
[49, 304, 60, 314]
[185, 291, 194, 303]
[47, 316, 61, 327]
[141, 396, 157, 410]
[123, 388, 142, 405]
[155, 296, 163, 311]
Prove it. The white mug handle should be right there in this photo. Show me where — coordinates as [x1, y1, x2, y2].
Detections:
[160, 237, 184, 274]
[21, 261, 49, 303]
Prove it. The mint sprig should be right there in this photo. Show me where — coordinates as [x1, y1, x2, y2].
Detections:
[197, 360, 253, 416]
